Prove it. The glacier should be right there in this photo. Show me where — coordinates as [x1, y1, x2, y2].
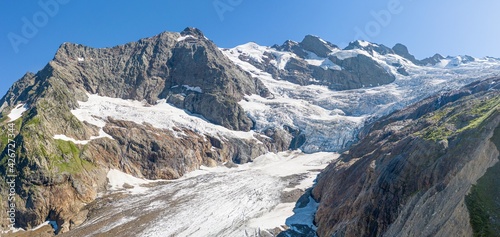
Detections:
[221, 42, 500, 152]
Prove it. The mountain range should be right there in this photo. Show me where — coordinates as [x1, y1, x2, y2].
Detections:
[0, 27, 499, 237]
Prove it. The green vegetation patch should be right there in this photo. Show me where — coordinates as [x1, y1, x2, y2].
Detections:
[465, 123, 500, 237]
[52, 140, 93, 174]
[419, 95, 500, 141]
[457, 96, 500, 133]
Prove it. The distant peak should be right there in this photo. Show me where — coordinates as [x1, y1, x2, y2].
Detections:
[301, 35, 330, 46]
[272, 40, 299, 51]
[432, 53, 445, 59]
[54, 41, 86, 61]
[392, 43, 421, 65]
[299, 35, 338, 58]
[344, 40, 394, 55]
[181, 27, 204, 37]
[345, 40, 372, 50]
[392, 43, 409, 54]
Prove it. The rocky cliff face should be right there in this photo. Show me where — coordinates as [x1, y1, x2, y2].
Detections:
[238, 36, 397, 91]
[0, 27, 285, 234]
[311, 77, 500, 237]
[48, 27, 269, 131]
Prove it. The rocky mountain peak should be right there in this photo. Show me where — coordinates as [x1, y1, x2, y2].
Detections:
[0, 28, 282, 233]
[3, 28, 270, 131]
[299, 35, 339, 57]
[392, 42, 421, 65]
[420, 53, 445, 65]
[180, 27, 204, 37]
[344, 40, 394, 55]
[271, 39, 298, 51]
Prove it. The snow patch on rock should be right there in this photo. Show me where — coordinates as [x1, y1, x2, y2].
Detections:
[7, 104, 28, 122]
[70, 93, 259, 142]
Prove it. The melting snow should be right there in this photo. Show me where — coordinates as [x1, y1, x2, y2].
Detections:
[53, 129, 113, 145]
[70, 151, 338, 237]
[53, 134, 90, 145]
[331, 48, 371, 60]
[1, 221, 55, 235]
[304, 51, 342, 70]
[225, 42, 297, 70]
[285, 195, 320, 232]
[182, 85, 203, 93]
[357, 40, 371, 47]
[106, 169, 154, 194]
[7, 104, 28, 122]
[70, 93, 259, 141]
[176, 35, 197, 42]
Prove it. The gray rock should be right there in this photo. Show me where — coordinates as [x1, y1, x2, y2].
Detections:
[421, 53, 445, 65]
[392, 43, 422, 65]
[344, 41, 394, 55]
[299, 35, 339, 58]
[311, 77, 500, 237]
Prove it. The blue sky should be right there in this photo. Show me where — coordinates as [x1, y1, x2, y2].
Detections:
[1, 0, 499, 97]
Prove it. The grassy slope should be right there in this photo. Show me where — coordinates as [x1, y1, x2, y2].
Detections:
[465, 110, 500, 237]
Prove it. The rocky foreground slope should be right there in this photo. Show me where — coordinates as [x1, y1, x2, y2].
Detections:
[305, 77, 500, 237]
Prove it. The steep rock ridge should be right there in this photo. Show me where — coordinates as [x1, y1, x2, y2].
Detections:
[299, 35, 339, 58]
[237, 36, 396, 90]
[420, 53, 445, 66]
[392, 43, 422, 65]
[0, 28, 283, 233]
[344, 40, 394, 55]
[46, 27, 269, 131]
[392, 43, 476, 68]
[311, 77, 500, 237]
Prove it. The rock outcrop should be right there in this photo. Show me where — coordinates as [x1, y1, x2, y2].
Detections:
[299, 35, 339, 58]
[311, 77, 500, 237]
[392, 43, 422, 65]
[48, 27, 268, 131]
[241, 36, 397, 90]
[421, 53, 445, 66]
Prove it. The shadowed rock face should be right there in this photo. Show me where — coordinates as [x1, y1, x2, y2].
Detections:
[299, 35, 339, 58]
[392, 43, 422, 65]
[421, 53, 445, 66]
[311, 77, 500, 237]
[252, 36, 397, 90]
[45, 27, 268, 131]
[344, 41, 394, 55]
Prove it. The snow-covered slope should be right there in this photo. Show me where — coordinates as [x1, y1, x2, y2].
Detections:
[70, 93, 261, 141]
[62, 151, 338, 237]
[221, 39, 500, 152]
